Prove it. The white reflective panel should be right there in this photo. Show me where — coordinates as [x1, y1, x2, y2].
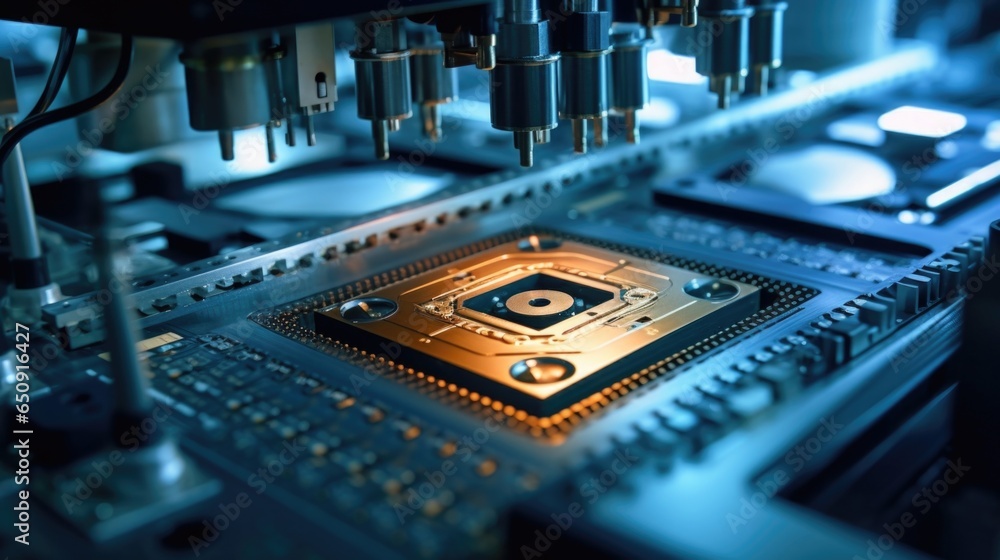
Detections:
[877, 106, 967, 138]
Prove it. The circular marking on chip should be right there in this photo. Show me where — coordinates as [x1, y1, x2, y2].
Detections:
[683, 278, 740, 302]
[505, 290, 575, 316]
[340, 297, 398, 323]
[510, 358, 576, 384]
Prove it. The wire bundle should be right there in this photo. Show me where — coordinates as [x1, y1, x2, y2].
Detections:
[0, 31, 135, 170]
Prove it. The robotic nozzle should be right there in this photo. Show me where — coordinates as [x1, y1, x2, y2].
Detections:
[560, 0, 612, 154]
[490, 0, 559, 167]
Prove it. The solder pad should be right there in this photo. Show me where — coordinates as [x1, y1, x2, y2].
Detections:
[314, 236, 760, 414]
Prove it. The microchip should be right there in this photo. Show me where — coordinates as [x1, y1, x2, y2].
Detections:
[315, 236, 760, 414]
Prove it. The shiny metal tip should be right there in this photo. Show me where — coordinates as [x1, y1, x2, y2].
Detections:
[753, 66, 770, 97]
[515, 131, 534, 167]
[711, 75, 733, 109]
[594, 116, 608, 148]
[265, 122, 277, 163]
[373, 120, 390, 161]
[306, 114, 317, 147]
[682, 0, 698, 27]
[572, 119, 587, 155]
[219, 130, 235, 161]
[422, 105, 442, 142]
[285, 114, 297, 147]
[624, 110, 640, 144]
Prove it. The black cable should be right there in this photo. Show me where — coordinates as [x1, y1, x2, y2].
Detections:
[0, 34, 134, 170]
[27, 27, 79, 119]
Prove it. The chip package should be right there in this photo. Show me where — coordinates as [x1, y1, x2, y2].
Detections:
[315, 236, 761, 414]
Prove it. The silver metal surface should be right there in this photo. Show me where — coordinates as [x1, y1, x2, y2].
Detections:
[505, 290, 576, 315]
[180, 38, 272, 130]
[287, 23, 337, 117]
[475, 34, 497, 70]
[562, 52, 611, 152]
[491, 61, 558, 129]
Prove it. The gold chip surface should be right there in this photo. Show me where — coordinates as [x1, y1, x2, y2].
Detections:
[315, 237, 760, 414]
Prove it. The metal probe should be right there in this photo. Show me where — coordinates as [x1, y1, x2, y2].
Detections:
[610, 25, 651, 144]
[747, 0, 788, 96]
[266, 23, 337, 155]
[491, 0, 560, 167]
[695, 0, 755, 109]
[180, 36, 273, 162]
[560, 0, 612, 154]
[351, 18, 413, 160]
[409, 29, 459, 142]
